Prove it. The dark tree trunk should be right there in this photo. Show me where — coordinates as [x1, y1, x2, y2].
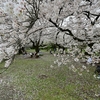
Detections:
[18, 47, 27, 55]
[35, 46, 40, 54]
[34, 45, 40, 58]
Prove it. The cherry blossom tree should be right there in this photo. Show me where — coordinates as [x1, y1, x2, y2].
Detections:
[0, 0, 100, 67]
[0, 0, 41, 67]
[39, 0, 100, 57]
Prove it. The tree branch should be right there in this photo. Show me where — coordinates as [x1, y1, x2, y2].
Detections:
[49, 18, 85, 42]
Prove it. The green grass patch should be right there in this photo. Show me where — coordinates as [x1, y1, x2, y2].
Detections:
[0, 51, 100, 100]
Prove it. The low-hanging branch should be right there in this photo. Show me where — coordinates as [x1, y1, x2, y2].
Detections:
[49, 18, 73, 35]
[49, 18, 85, 42]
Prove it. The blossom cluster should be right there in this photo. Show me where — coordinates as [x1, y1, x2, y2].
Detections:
[0, 0, 28, 67]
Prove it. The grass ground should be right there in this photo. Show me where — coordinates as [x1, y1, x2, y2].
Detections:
[0, 50, 100, 100]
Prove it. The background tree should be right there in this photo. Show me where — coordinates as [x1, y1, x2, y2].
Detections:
[29, 31, 43, 56]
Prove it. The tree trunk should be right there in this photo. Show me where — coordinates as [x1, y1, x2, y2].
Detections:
[34, 45, 40, 58]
